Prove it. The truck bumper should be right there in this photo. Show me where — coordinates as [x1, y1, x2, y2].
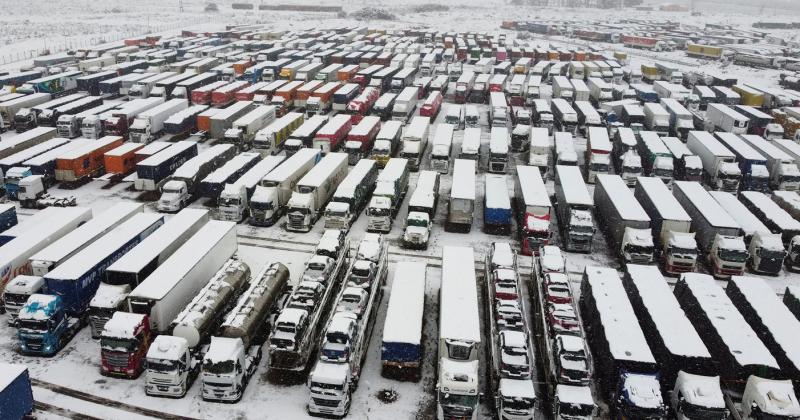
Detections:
[484, 222, 511, 236]
[444, 220, 472, 233]
[146, 382, 187, 398]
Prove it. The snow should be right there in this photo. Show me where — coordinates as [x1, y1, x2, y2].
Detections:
[0, 127, 56, 156]
[625, 264, 711, 359]
[102, 312, 144, 339]
[30, 202, 142, 266]
[583, 266, 655, 364]
[104, 142, 143, 157]
[688, 131, 736, 159]
[0, 363, 26, 394]
[440, 246, 480, 343]
[202, 152, 260, 185]
[5, 275, 44, 295]
[205, 336, 242, 365]
[0, 137, 70, 168]
[489, 127, 509, 154]
[56, 135, 120, 161]
[621, 373, 663, 409]
[555, 384, 594, 406]
[729, 276, 800, 372]
[22, 139, 90, 168]
[774, 190, 800, 214]
[674, 181, 739, 229]
[747, 377, 800, 417]
[297, 153, 347, 189]
[147, 335, 187, 362]
[44, 213, 162, 281]
[484, 175, 510, 210]
[172, 144, 234, 180]
[741, 191, 800, 232]
[105, 208, 208, 275]
[377, 158, 408, 184]
[556, 165, 592, 206]
[708, 191, 770, 237]
[679, 273, 779, 370]
[450, 159, 476, 201]
[18, 293, 57, 320]
[596, 174, 649, 222]
[310, 360, 348, 385]
[128, 221, 234, 300]
[675, 371, 725, 409]
[516, 165, 551, 209]
[277, 307, 307, 327]
[635, 177, 691, 223]
[499, 378, 535, 399]
[716, 132, 766, 162]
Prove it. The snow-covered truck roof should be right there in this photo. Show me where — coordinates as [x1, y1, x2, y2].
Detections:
[484, 175, 510, 210]
[673, 181, 739, 230]
[44, 213, 163, 281]
[639, 131, 670, 156]
[596, 175, 649, 225]
[22, 139, 91, 168]
[228, 155, 285, 192]
[450, 159, 476, 201]
[106, 208, 209, 275]
[676, 273, 779, 371]
[263, 148, 320, 184]
[583, 266, 655, 364]
[440, 246, 480, 343]
[625, 265, 711, 359]
[128, 221, 235, 301]
[202, 152, 260, 185]
[741, 191, 800, 232]
[0, 137, 70, 168]
[30, 202, 143, 266]
[172, 144, 234, 179]
[376, 158, 408, 184]
[136, 140, 197, 167]
[296, 152, 347, 189]
[102, 311, 146, 339]
[728, 276, 800, 374]
[382, 261, 425, 346]
[334, 159, 376, 199]
[555, 384, 594, 406]
[556, 165, 592, 207]
[674, 371, 725, 409]
[708, 191, 769, 238]
[635, 177, 691, 223]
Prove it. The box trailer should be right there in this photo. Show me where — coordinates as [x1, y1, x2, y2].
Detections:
[128, 98, 189, 143]
[54, 135, 124, 182]
[134, 140, 198, 191]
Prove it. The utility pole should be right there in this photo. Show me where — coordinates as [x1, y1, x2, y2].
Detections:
[179, 0, 184, 12]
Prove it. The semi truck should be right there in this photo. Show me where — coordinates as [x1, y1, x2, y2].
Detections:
[740, 191, 800, 245]
[634, 177, 697, 274]
[128, 72, 177, 99]
[15, 93, 88, 132]
[312, 114, 352, 155]
[16, 71, 82, 96]
[104, 97, 165, 137]
[638, 131, 674, 184]
[127, 220, 236, 334]
[209, 101, 256, 139]
[673, 181, 747, 278]
[740, 134, 800, 191]
[285, 152, 348, 232]
[323, 159, 378, 231]
[223, 105, 276, 151]
[199, 152, 260, 200]
[445, 159, 476, 233]
[163, 104, 210, 138]
[54, 135, 124, 183]
[366, 158, 410, 233]
[660, 98, 694, 140]
[381, 261, 427, 380]
[39, 95, 103, 128]
[249, 148, 321, 226]
[399, 116, 430, 172]
[217, 155, 285, 223]
[98, 312, 153, 378]
[56, 101, 117, 138]
[344, 116, 380, 165]
[594, 174, 654, 264]
[252, 112, 304, 156]
[686, 131, 741, 192]
[706, 103, 749, 135]
[580, 266, 668, 419]
[0, 93, 51, 130]
[555, 165, 595, 253]
[128, 98, 189, 143]
[134, 140, 198, 191]
[401, 171, 439, 250]
[514, 165, 552, 255]
[711, 132, 768, 192]
[157, 144, 236, 212]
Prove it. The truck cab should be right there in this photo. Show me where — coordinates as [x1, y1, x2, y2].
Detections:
[748, 231, 786, 275]
[249, 185, 280, 226]
[285, 191, 317, 233]
[3, 275, 43, 324]
[620, 227, 655, 264]
[157, 180, 189, 213]
[5, 167, 32, 199]
[366, 196, 392, 233]
[217, 184, 248, 222]
[741, 377, 800, 420]
[145, 335, 199, 397]
[57, 114, 80, 138]
[615, 371, 667, 419]
[437, 359, 480, 420]
[100, 312, 152, 378]
[708, 234, 747, 279]
[17, 294, 83, 356]
[308, 362, 352, 417]
[670, 372, 728, 420]
[787, 236, 800, 272]
[619, 150, 643, 186]
[17, 175, 47, 208]
[402, 211, 431, 249]
[128, 118, 152, 143]
[202, 336, 260, 402]
[662, 231, 698, 275]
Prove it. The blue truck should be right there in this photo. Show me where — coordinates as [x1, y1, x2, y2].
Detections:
[76, 71, 117, 96]
[17, 293, 83, 356]
[0, 204, 17, 234]
[134, 140, 198, 191]
[483, 174, 512, 235]
[0, 363, 34, 419]
[199, 152, 261, 200]
[632, 83, 659, 103]
[4, 167, 32, 200]
[164, 104, 209, 137]
[715, 132, 769, 192]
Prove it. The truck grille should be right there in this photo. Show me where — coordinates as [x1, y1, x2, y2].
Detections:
[90, 316, 110, 339]
[103, 350, 130, 368]
[287, 213, 305, 230]
[149, 377, 175, 385]
[312, 398, 340, 407]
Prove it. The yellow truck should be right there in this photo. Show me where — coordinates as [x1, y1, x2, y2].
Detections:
[686, 43, 724, 60]
[732, 84, 765, 108]
[641, 63, 659, 83]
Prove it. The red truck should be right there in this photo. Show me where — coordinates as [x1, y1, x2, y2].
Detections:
[211, 80, 249, 107]
[100, 312, 152, 379]
[313, 113, 353, 154]
[306, 81, 341, 116]
[344, 115, 381, 164]
[191, 80, 229, 105]
[103, 97, 164, 136]
[296, 80, 324, 108]
[621, 34, 668, 52]
[234, 81, 269, 102]
[419, 90, 443, 119]
[346, 86, 380, 124]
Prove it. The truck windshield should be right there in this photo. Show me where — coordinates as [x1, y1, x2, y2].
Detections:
[4, 293, 29, 306]
[558, 402, 595, 416]
[439, 391, 478, 412]
[761, 249, 787, 261]
[502, 396, 534, 411]
[204, 359, 234, 374]
[720, 248, 747, 263]
[17, 318, 47, 331]
[408, 217, 428, 228]
[311, 381, 344, 391]
[368, 207, 390, 217]
[219, 197, 240, 207]
[101, 337, 136, 352]
[679, 401, 727, 420]
[147, 359, 179, 374]
[252, 200, 273, 211]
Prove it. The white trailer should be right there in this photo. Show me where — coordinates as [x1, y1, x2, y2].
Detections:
[29, 203, 143, 276]
[224, 105, 277, 151]
[429, 123, 454, 174]
[686, 131, 741, 192]
[446, 159, 476, 233]
[285, 153, 348, 232]
[740, 134, 800, 191]
[250, 148, 321, 227]
[399, 116, 430, 172]
[128, 98, 189, 144]
[437, 246, 481, 420]
[706, 103, 749, 135]
[217, 155, 285, 223]
[126, 221, 237, 333]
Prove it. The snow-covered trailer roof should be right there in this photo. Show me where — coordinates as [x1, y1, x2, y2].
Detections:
[635, 177, 691, 223]
[0, 137, 70, 169]
[741, 191, 800, 233]
[450, 159, 476, 201]
[334, 159, 376, 199]
[431, 123, 454, 148]
[673, 181, 739, 230]
[582, 266, 655, 364]
[740, 135, 793, 163]
[556, 165, 592, 207]
[136, 140, 197, 168]
[715, 132, 766, 162]
[376, 158, 408, 184]
[708, 191, 769, 238]
[596, 174, 650, 222]
[202, 152, 260, 185]
[262, 148, 320, 184]
[23, 139, 91, 168]
[639, 131, 671, 156]
[484, 175, 510, 210]
[296, 152, 347, 189]
[172, 144, 234, 179]
[516, 165, 551, 209]
[408, 170, 438, 210]
[440, 246, 480, 343]
[403, 116, 430, 141]
[489, 126, 509, 154]
[229, 155, 285, 191]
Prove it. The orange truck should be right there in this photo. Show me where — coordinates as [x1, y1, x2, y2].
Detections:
[211, 80, 250, 107]
[232, 59, 253, 76]
[196, 108, 223, 133]
[306, 81, 341, 116]
[336, 64, 359, 82]
[55, 135, 124, 182]
[296, 80, 324, 108]
[272, 80, 304, 109]
[104, 142, 144, 176]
